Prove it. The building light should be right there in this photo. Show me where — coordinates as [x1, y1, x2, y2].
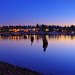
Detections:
[62, 30, 63, 32]
[33, 29, 35, 31]
[12, 29, 20, 32]
[24, 29, 29, 32]
[57, 29, 59, 30]
[45, 29, 49, 31]
[72, 31, 74, 34]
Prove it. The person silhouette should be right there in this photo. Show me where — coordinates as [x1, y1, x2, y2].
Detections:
[31, 35, 34, 46]
[43, 36, 48, 52]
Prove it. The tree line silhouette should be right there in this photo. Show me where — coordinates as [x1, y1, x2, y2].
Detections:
[0, 24, 75, 33]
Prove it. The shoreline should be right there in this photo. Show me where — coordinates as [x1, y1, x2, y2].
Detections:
[0, 32, 75, 36]
[0, 61, 42, 75]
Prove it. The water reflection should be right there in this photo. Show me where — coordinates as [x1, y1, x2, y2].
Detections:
[24, 35, 27, 39]
[0, 35, 75, 40]
[42, 36, 48, 52]
[1, 35, 75, 75]
[31, 35, 34, 46]
[0, 35, 75, 51]
[0, 35, 71, 39]
[35, 35, 40, 41]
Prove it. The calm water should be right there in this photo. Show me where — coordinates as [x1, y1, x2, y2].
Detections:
[0, 35, 75, 75]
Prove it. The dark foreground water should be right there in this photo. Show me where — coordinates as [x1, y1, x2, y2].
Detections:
[0, 35, 75, 75]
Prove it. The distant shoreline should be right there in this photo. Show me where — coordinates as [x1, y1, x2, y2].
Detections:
[0, 25, 75, 36]
[0, 32, 75, 36]
[0, 61, 42, 75]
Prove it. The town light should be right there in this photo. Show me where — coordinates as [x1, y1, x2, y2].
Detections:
[46, 29, 49, 31]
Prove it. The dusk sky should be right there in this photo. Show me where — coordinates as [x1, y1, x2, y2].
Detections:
[0, 0, 75, 26]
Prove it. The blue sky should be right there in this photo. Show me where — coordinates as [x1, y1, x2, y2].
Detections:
[0, 0, 75, 26]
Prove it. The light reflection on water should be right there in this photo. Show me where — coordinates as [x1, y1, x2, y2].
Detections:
[0, 35, 75, 75]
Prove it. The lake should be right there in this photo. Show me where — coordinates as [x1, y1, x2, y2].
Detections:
[0, 35, 75, 75]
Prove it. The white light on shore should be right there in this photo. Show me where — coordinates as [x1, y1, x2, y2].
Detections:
[72, 31, 74, 34]
[46, 29, 49, 31]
